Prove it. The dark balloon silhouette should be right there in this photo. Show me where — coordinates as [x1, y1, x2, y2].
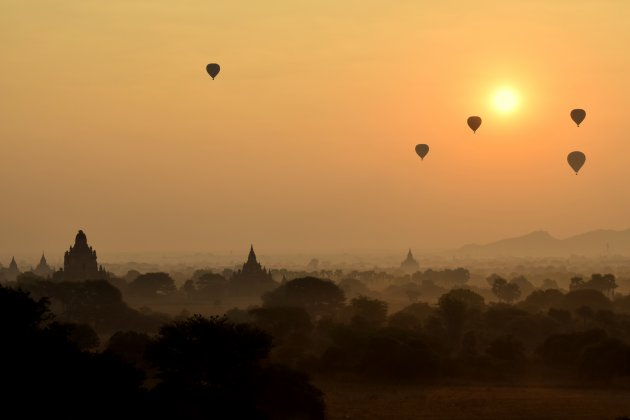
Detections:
[415, 144, 429, 160]
[570, 109, 586, 127]
[467, 116, 482, 133]
[206, 63, 221, 80]
[567, 151, 586, 174]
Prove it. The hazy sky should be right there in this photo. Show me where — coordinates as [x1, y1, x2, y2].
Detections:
[2, 0, 630, 257]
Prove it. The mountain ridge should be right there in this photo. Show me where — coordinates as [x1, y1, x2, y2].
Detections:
[454, 228, 630, 257]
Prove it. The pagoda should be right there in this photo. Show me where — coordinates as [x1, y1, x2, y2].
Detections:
[229, 245, 276, 296]
[33, 253, 53, 278]
[400, 249, 420, 274]
[53, 230, 108, 282]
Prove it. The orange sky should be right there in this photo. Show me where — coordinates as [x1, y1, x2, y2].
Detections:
[1, 0, 630, 256]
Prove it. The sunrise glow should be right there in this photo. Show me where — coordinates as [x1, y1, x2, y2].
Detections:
[493, 88, 519, 114]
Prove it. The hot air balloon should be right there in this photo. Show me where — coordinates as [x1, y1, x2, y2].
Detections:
[570, 109, 586, 127]
[415, 144, 429, 160]
[567, 151, 586, 174]
[206, 63, 220, 80]
[467, 116, 482, 133]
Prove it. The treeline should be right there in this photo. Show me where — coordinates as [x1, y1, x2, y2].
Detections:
[10, 266, 475, 307]
[0, 284, 325, 420]
[223, 276, 630, 384]
[6, 271, 630, 419]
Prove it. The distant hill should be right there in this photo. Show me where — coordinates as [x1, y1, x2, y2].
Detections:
[453, 229, 630, 258]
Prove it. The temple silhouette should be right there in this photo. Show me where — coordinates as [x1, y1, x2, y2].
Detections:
[1, 255, 53, 282]
[33, 253, 53, 278]
[400, 249, 420, 273]
[229, 245, 276, 296]
[4, 257, 20, 282]
[53, 230, 108, 282]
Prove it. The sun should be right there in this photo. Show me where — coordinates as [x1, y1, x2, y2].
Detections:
[492, 88, 518, 114]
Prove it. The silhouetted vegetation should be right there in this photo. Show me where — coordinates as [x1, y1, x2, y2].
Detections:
[7, 250, 630, 419]
[128, 272, 177, 298]
[0, 284, 325, 419]
[262, 276, 345, 318]
[0, 285, 145, 419]
[18, 280, 168, 333]
[145, 315, 324, 419]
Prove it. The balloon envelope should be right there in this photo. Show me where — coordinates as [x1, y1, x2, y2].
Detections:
[415, 144, 429, 160]
[206, 63, 220, 79]
[570, 109, 586, 127]
[567, 151, 586, 174]
[467, 116, 482, 133]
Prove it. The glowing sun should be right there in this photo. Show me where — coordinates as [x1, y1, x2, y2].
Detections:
[493, 88, 518, 113]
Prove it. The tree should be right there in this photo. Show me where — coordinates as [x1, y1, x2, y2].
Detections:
[570, 274, 618, 298]
[437, 289, 484, 348]
[492, 277, 508, 299]
[484, 305, 530, 331]
[520, 289, 565, 313]
[145, 315, 271, 419]
[570, 276, 585, 291]
[183, 272, 227, 303]
[548, 308, 572, 325]
[537, 329, 607, 365]
[107, 331, 151, 367]
[441, 288, 485, 310]
[145, 315, 324, 420]
[350, 296, 388, 327]
[580, 337, 630, 381]
[128, 272, 176, 298]
[413, 268, 470, 289]
[541, 278, 559, 290]
[492, 277, 521, 304]
[61, 322, 100, 350]
[389, 302, 433, 330]
[0, 284, 50, 333]
[255, 365, 325, 420]
[146, 315, 270, 380]
[563, 289, 612, 312]
[16, 271, 45, 285]
[438, 296, 466, 343]
[575, 306, 594, 327]
[338, 278, 371, 298]
[249, 306, 312, 339]
[0, 285, 145, 419]
[486, 273, 504, 288]
[124, 270, 141, 282]
[510, 276, 535, 298]
[262, 277, 345, 318]
[388, 311, 420, 330]
[20, 279, 169, 334]
[249, 306, 313, 366]
[225, 307, 252, 323]
[359, 331, 439, 383]
[503, 283, 522, 304]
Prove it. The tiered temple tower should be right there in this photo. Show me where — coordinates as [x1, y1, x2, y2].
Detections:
[54, 230, 108, 282]
[229, 245, 276, 295]
[6, 257, 20, 282]
[33, 253, 53, 278]
[400, 249, 420, 274]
